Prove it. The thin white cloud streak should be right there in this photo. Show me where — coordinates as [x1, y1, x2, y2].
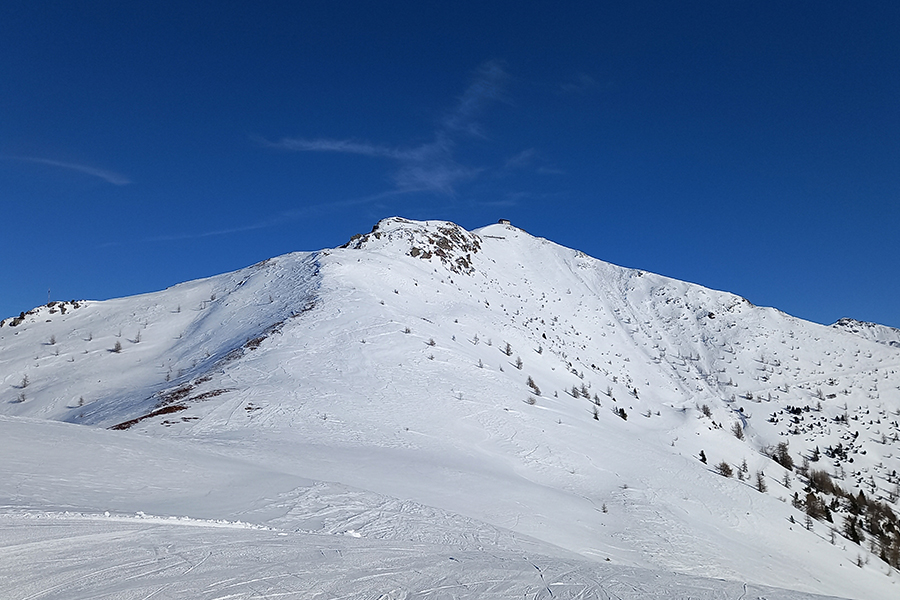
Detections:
[143, 191, 407, 244]
[442, 59, 509, 136]
[537, 166, 565, 175]
[4, 156, 131, 185]
[503, 148, 536, 170]
[268, 138, 414, 160]
[145, 220, 276, 242]
[393, 162, 481, 195]
[265, 60, 509, 196]
[559, 73, 600, 95]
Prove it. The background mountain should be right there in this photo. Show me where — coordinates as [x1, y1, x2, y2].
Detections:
[2, 217, 898, 599]
[832, 318, 900, 348]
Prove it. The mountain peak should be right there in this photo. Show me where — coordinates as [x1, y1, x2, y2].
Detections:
[340, 217, 483, 275]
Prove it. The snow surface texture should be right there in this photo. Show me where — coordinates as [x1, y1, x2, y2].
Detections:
[2, 217, 898, 599]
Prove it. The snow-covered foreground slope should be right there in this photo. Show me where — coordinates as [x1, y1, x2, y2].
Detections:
[2, 217, 899, 599]
[0, 417, 847, 600]
[2, 516, 844, 600]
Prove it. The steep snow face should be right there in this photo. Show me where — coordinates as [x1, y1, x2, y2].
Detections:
[1, 217, 899, 599]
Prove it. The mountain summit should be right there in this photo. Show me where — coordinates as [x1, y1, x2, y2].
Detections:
[1, 217, 898, 599]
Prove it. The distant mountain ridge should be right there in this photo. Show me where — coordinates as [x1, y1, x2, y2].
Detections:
[832, 317, 900, 348]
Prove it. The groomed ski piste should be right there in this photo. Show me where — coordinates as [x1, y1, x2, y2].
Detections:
[2, 217, 899, 599]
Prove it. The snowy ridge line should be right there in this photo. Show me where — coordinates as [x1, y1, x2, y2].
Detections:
[0, 248, 323, 426]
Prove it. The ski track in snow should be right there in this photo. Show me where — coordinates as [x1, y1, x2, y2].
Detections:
[0, 512, 844, 600]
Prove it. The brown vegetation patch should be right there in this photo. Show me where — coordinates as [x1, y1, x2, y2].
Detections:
[110, 404, 187, 430]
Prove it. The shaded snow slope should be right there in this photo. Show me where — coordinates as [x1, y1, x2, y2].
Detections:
[2, 217, 898, 599]
[0, 251, 319, 423]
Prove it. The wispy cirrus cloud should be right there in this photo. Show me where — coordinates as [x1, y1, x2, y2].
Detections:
[503, 148, 536, 170]
[269, 138, 412, 160]
[559, 73, 600, 95]
[442, 60, 509, 136]
[142, 193, 387, 244]
[537, 166, 565, 175]
[263, 60, 509, 196]
[3, 156, 131, 185]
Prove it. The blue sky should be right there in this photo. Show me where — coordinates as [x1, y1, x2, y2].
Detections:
[2, 2, 898, 328]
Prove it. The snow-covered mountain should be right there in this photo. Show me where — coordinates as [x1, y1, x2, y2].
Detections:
[832, 317, 900, 348]
[2, 217, 898, 599]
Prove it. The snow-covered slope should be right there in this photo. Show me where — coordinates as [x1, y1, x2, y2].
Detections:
[2, 217, 898, 599]
[833, 317, 900, 348]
